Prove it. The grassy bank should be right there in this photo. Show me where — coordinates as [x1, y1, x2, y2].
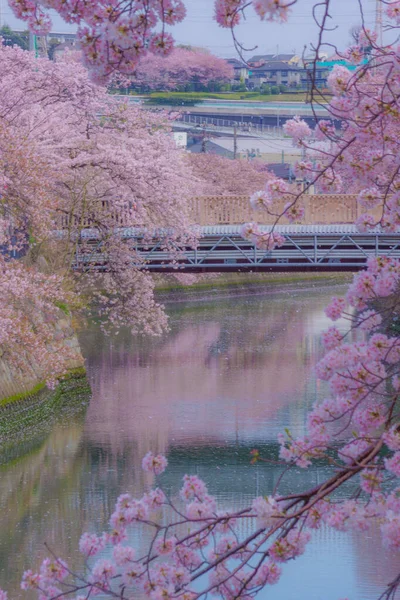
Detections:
[146, 91, 313, 103]
[0, 368, 91, 443]
[155, 272, 352, 295]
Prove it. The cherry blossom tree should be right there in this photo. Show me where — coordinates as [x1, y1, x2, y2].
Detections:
[5, 0, 292, 83]
[187, 154, 273, 196]
[0, 257, 81, 387]
[0, 44, 197, 381]
[132, 48, 233, 91]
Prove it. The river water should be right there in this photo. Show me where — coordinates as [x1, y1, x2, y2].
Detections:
[0, 282, 398, 600]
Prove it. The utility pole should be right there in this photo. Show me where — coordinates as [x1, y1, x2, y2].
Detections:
[233, 124, 237, 159]
[375, 0, 383, 46]
[29, 31, 38, 57]
[201, 122, 207, 153]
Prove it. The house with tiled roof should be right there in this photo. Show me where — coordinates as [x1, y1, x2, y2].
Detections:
[248, 53, 300, 65]
[248, 61, 302, 87]
[224, 58, 249, 82]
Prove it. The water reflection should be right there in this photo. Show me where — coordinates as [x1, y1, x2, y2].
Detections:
[0, 283, 398, 599]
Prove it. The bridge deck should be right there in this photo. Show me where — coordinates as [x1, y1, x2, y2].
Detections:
[75, 225, 400, 273]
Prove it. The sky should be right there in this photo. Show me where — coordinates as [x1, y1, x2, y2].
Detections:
[0, 0, 377, 58]
[168, 0, 376, 57]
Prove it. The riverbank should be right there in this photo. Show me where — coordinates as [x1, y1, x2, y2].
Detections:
[0, 273, 348, 442]
[116, 91, 313, 102]
[0, 307, 88, 446]
[154, 272, 352, 303]
[146, 91, 312, 103]
[0, 368, 91, 447]
[0, 308, 84, 404]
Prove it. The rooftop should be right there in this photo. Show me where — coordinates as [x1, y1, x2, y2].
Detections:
[249, 61, 301, 71]
[225, 58, 247, 68]
[248, 53, 298, 63]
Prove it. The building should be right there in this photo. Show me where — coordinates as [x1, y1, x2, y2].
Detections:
[47, 31, 77, 43]
[248, 61, 302, 88]
[224, 58, 248, 82]
[302, 57, 363, 90]
[12, 29, 77, 58]
[51, 40, 78, 60]
[248, 53, 300, 65]
[188, 139, 234, 158]
[301, 62, 331, 89]
[245, 53, 302, 88]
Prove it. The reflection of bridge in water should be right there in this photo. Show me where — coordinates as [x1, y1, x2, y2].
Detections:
[75, 195, 400, 272]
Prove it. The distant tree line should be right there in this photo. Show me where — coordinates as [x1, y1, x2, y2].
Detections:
[0, 25, 62, 60]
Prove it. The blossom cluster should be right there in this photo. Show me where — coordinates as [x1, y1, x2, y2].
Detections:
[12, 456, 316, 600]
[215, 0, 291, 27]
[7, 0, 293, 80]
[0, 43, 199, 356]
[240, 222, 286, 251]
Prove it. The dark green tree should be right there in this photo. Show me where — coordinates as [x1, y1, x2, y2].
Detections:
[0, 25, 29, 50]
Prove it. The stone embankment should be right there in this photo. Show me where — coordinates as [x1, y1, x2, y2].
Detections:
[0, 310, 84, 403]
[0, 310, 89, 445]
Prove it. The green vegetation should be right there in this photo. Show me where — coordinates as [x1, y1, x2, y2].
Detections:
[0, 366, 87, 408]
[155, 272, 352, 294]
[145, 91, 313, 103]
[54, 301, 71, 316]
[0, 383, 46, 408]
[0, 367, 90, 442]
[0, 25, 29, 50]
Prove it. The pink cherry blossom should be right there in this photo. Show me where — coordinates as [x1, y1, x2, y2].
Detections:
[142, 452, 168, 475]
[327, 65, 352, 95]
[143, 488, 166, 510]
[385, 452, 400, 476]
[357, 188, 382, 209]
[90, 559, 116, 588]
[325, 297, 346, 321]
[154, 537, 176, 555]
[112, 545, 136, 567]
[186, 500, 215, 520]
[21, 570, 42, 590]
[265, 178, 289, 198]
[6, 6, 400, 600]
[356, 213, 376, 232]
[321, 326, 343, 350]
[253, 0, 290, 21]
[250, 190, 272, 211]
[180, 474, 208, 501]
[252, 496, 281, 527]
[283, 116, 311, 144]
[133, 48, 233, 90]
[283, 202, 305, 223]
[358, 310, 382, 331]
[381, 512, 400, 550]
[40, 559, 69, 583]
[383, 427, 400, 451]
[253, 561, 281, 586]
[269, 529, 311, 562]
[79, 533, 106, 557]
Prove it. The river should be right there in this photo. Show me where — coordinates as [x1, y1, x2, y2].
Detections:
[0, 282, 398, 600]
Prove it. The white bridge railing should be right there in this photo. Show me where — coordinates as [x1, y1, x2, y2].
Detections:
[58, 194, 377, 230]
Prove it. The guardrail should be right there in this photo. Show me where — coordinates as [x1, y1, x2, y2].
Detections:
[74, 225, 400, 273]
[177, 114, 284, 136]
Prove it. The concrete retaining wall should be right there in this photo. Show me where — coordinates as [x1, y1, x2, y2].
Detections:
[0, 311, 84, 403]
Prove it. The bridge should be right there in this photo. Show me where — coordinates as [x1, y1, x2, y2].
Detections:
[73, 195, 400, 273]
